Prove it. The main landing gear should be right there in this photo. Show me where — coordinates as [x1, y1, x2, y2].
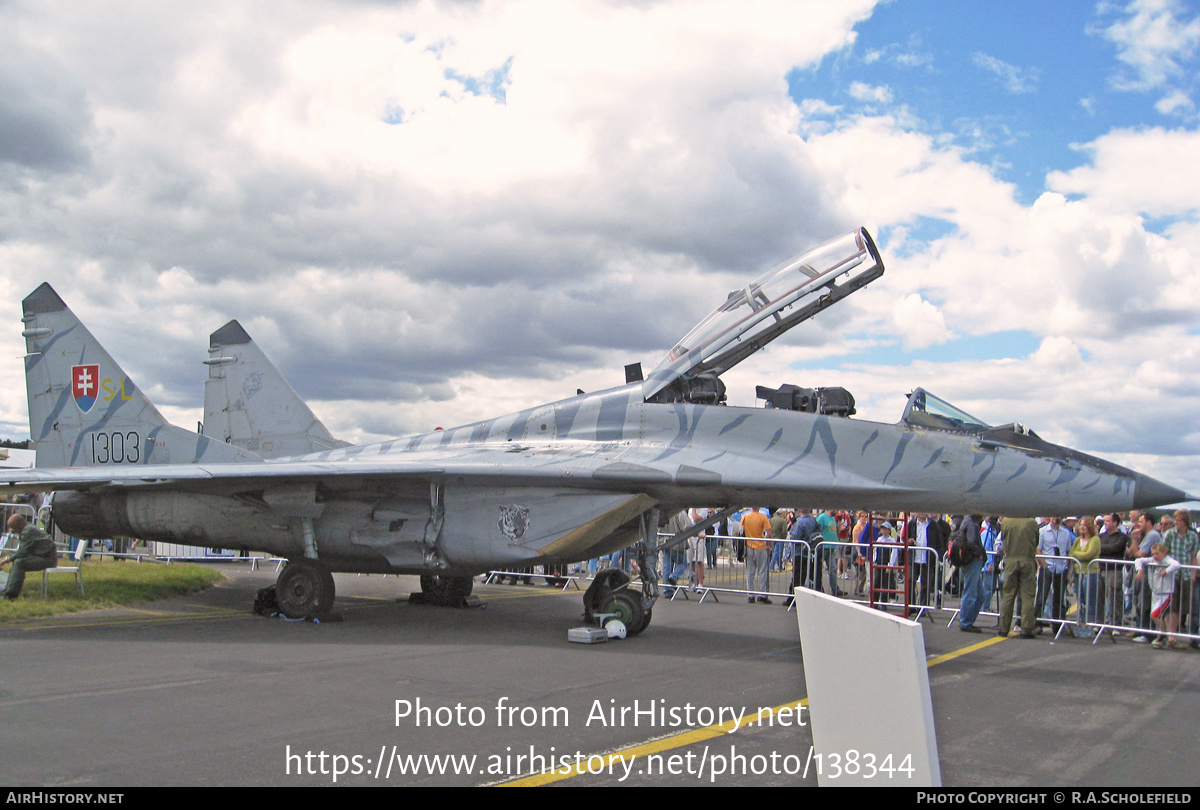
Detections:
[413, 574, 475, 607]
[274, 558, 336, 619]
[263, 563, 477, 617]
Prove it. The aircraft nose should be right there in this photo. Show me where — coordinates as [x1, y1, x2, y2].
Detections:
[1132, 472, 1191, 509]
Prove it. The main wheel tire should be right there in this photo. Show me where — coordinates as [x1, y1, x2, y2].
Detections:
[599, 590, 645, 636]
[420, 574, 474, 606]
[634, 606, 652, 635]
[276, 559, 335, 618]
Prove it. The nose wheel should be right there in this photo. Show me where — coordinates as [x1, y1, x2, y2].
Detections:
[598, 589, 651, 636]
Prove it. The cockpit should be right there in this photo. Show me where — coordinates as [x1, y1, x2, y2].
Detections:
[900, 388, 991, 432]
[901, 388, 1053, 457]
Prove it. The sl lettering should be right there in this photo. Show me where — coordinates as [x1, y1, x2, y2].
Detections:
[100, 378, 135, 402]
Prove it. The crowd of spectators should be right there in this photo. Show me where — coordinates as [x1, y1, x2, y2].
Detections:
[484, 501, 1200, 652]
[566, 506, 1200, 647]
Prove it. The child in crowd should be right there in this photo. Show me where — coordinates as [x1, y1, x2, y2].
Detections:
[1134, 542, 1181, 649]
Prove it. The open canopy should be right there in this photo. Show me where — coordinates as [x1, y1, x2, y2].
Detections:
[642, 227, 884, 401]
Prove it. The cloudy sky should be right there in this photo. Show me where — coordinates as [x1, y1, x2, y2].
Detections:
[1, 0, 1198, 500]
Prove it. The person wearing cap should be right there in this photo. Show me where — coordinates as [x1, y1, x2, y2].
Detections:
[874, 521, 898, 602]
[785, 509, 818, 607]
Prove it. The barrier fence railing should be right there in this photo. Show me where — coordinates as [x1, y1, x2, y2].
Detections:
[486, 533, 809, 603]
[486, 534, 951, 611]
[1073, 557, 1199, 646]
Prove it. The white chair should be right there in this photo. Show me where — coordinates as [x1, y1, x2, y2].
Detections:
[42, 540, 86, 598]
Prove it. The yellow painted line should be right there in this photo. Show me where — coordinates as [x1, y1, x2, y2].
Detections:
[182, 603, 244, 613]
[477, 589, 571, 601]
[925, 633, 1008, 666]
[499, 634, 1004, 787]
[5, 586, 562, 630]
[499, 699, 809, 787]
[8, 610, 244, 631]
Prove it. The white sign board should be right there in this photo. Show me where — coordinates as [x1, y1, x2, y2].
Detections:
[793, 588, 941, 787]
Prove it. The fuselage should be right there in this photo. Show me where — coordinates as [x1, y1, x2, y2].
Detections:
[52, 381, 1184, 575]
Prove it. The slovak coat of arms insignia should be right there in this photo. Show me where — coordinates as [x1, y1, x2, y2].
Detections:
[71, 364, 100, 413]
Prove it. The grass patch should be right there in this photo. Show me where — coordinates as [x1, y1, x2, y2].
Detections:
[0, 561, 226, 622]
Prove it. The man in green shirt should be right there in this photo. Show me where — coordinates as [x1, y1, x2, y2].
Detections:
[997, 516, 1042, 639]
[0, 514, 59, 599]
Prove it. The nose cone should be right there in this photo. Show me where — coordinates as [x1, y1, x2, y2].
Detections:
[1133, 473, 1191, 509]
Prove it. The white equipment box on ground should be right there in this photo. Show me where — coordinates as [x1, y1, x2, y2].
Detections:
[567, 627, 608, 644]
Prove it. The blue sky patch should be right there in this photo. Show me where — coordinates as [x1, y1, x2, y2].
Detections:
[789, 1, 1200, 206]
[802, 329, 1042, 369]
[444, 56, 514, 103]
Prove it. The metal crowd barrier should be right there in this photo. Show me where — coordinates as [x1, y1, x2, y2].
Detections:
[945, 550, 1066, 632]
[484, 533, 806, 603]
[482, 534, 953, 611]
[654, 533, 805, 603]
[840, 539, 948, 619]
[649, 533, 829, 604]
[936, 550, 1200, 647]
[153, 554, 274, 569]
[0, 503, 36, 526]
[49, 538, 280, 569]
[1072, 557, 1200, 646]
[483, 567, 583, 591]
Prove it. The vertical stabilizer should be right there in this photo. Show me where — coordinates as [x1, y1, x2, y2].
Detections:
[21, 283, 261, 468]
[204, 320, 349, 459]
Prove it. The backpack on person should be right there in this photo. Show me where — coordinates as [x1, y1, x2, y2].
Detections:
[947, 516, 982, 566]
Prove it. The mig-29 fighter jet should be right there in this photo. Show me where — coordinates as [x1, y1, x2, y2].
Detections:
[4, 228, 1190, 632]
